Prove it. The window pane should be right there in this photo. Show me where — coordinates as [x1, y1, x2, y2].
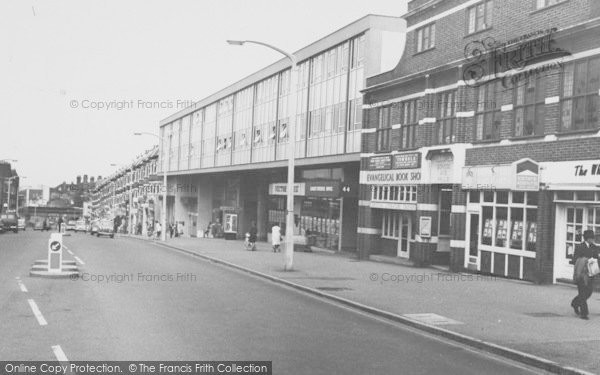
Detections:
[468, 7, 476, 33]
[430, 24, 435, 47]
[485, 0, 493, 28]
[497, 191, 509, 204]
[417, 29, 423, 52]
[589, 58, 600, 93]
[484, 191, 494, 202]
[495, 207, 508, 247]
[510, 207, 524, 250]
[524, 106, 535, 136]
[527, 191, 538, 206]
[469, 191, 480, 203]
[586, 96, 599, 129]
[573, 97, 586, 130]
[563, 64, 574, 97]
[574, 62, 587, 96]
[482, 206, 493, 245]
[561, 99, 572, 130]
[526, 208, 537, 251]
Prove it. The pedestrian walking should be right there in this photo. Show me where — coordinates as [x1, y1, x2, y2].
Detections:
[571, 229, 599, 319]
[57, 216, 63, 232]
[247, 221, 258, 251]
[155, 221, 162, 240]
[271, 223, 282, 252]
[169, 222, 174, 238]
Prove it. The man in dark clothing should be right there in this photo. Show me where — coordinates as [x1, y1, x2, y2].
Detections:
[571, 230, 599, 319]
[57, 217, 64, 232]
[249, 221, 258, 251]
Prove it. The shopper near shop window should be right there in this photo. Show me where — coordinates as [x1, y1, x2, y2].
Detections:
[571, 230, 599, 320]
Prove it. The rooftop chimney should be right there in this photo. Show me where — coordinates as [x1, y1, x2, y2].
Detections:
[77, 176, 82, 185]
[83, 174, 88, 184]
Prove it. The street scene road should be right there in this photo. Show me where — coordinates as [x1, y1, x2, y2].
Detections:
[0, 231, 544, 374]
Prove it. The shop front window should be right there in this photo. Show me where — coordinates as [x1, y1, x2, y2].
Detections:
[478, 191, 538, 252]
[372, 185, 418, 203]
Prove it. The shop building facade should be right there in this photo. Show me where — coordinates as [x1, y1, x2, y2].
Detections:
[157, 15, 405, 250]
[92, 147, 161, 235]
[360, 0, 600, 283]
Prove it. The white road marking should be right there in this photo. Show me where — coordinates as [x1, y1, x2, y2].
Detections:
[51, 345, 69, 362]
[27, 299, 47, 326]
[74, 256, 85, 265]
[16, 278, 28, 292]
[403, 313, 463, 326]
[67, 249, 74, 255]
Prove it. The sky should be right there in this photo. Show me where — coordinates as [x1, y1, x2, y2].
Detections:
[0, 0, 408, 188]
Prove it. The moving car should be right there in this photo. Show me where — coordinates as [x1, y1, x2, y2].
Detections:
[0, 213, 19, 233]
[18, 218, 26, 231]
[33, 221, 44, 231]
[74, 219, 87, 233]
[95, 219, 114, 238]
[90, 219, 99, 235]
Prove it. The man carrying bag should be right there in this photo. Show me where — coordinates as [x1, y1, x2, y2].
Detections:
[571, 230, 599, 320]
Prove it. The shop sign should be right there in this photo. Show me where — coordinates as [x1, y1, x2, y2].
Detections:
[360, 169, 423, 185]
[368, 155, 392, 170]
[513, 159, 539, 191]
[461, 158, 539, 191]
[393, 152, 421, 169]
[430, 153, 454, 184]
[268, 183, 306, 196]
[219, 206, 237, 212]
[305, 180, 340, 198]
[540, 160, 600, 188]
[419, 216, 432, 238]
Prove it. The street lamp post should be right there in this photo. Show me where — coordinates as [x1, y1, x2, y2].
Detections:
[134, 132, 168, 241]
[227, 40, 298, 271]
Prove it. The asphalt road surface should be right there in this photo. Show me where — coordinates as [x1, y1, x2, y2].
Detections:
[0, 231, 547, 374]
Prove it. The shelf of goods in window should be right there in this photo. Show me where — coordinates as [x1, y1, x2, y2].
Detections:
[510, 220, 523, 249]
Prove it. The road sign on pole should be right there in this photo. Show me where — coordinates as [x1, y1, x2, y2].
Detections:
[48, 233, 63, 273]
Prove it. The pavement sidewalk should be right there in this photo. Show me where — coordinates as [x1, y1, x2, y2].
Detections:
[128, 235, 600, 374]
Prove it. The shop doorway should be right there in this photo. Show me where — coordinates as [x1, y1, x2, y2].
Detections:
[397, 214, 412, 259]
[467, 213, 480, 270]
[554, 205, 600, 281]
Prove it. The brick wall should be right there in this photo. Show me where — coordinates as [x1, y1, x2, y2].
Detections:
[368, 0, 594, 88]
[466, 136, 600, 166]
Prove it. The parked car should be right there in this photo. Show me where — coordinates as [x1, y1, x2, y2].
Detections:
[33, 220, 44, 231]
[17, 218, 26, 231]
[74, 219, 87, 233]
[96, 219, 114, 238]
[0, 213, 19, 233]
[65, 220, 77, 231]
[90, 219, 99, 235]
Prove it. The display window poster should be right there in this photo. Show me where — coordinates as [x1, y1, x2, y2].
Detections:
[566, 243, 574, 258]
[496, 220, 507, 240]
[527, 222, 537, 243]
[483, 219, 493, 238]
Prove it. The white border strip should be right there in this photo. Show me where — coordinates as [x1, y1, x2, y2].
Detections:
[52, 345, 69, 362]
[451, 205, 466, 214]
[358, 227, 381, 235]
[407, 0, 482, 32]
[417, 203, 438, 211]
[28, 299, 47, 326]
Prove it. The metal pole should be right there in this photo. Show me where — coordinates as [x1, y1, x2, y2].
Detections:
[227, 40, 298, 270]
[129, 170, 133, 235]
[162, 151, 167, 241]
[284, 60, 298, 271]
[6, 178, 11, 212]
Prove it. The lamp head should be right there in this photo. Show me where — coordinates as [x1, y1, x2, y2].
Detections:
[227, 40, 245, 46]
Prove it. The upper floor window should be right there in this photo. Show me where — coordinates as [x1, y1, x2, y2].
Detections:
[401, 100, 418, 149]
[514, 75, 546, 137]
[474, 81, 501, 141]
[535, 0, 565, 9]
[435, 91, 456, 145]
[376, 105, 391, 152]
[561, 58, 600, 132]
[415, 23, 435, 53]
[467, 0, 492, 35]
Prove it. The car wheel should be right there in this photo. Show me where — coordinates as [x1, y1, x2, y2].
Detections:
[110, 234, 114, 239]
[96, 233, 100, 237]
